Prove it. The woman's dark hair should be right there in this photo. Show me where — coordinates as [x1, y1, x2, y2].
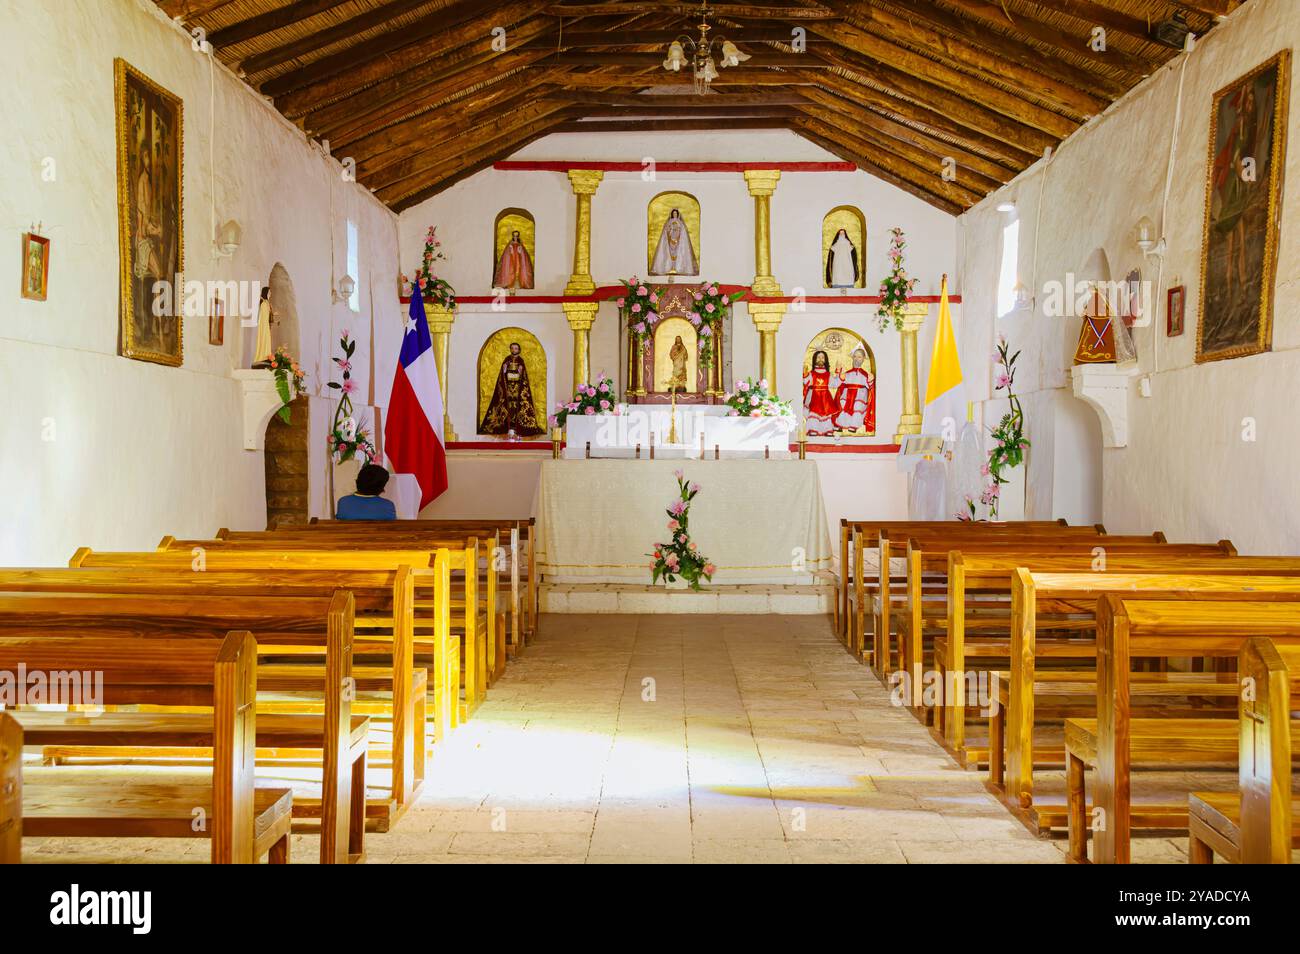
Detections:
[356, 463, 390, 496]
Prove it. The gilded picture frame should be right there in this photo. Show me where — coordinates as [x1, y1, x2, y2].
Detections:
[20, 232, 50, 301]
[1195, 50, 1289, 364]
[647, 191, 701, 277]
[115, 58, 184, 367]
[476, 327, 547, 436]
[821, 206, 866, 289]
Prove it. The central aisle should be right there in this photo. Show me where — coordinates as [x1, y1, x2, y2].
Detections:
[367, 615, 1111, 864]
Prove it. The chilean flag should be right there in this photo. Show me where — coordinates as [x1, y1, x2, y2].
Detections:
[385, 282, 448, 508]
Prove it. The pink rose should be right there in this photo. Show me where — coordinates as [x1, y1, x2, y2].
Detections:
[668, 519, 679, 531]
[600, 399, 610, 410]
[703, 563, 716, 576]
[705, 303, 715, 313]
[738, 381, 749, 392]
[585, 407, 596, 415]
[632, 303, 642, 313]
[617, 298, 626, 307]
[677, 534, 687, 544]
[690, 483, 700, 493]
[708, 285, 718, 296]
[637, 286, 647, 296]
[342, 379, 358, 395]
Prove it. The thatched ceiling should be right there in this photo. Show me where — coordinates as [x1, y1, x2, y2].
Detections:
[157, 0, 1241, 215]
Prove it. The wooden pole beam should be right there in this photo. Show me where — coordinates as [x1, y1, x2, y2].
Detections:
[552, 117, 794, 133]
[556, 70, 817, 87]
[543, 3, 836, 17]
[550, 90, 806, 106]
[206, 0, 355, 49]
[537, 51, 830, 68]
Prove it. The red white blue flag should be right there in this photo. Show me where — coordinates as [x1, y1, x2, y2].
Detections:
[385, 281, 447, 508]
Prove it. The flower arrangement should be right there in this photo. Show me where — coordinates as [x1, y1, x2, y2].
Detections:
[549, 372, 618, 429]
[876, 226, 918, 332]
[326, 329, 377, 464]
[687, 281, 744, 368]
[983, 336, 1029, 519]
[723, 377, 793, 418]
[267, 347, 307, 423]
[650, 471, 715, 590]
[618, 278, 660, 342]
[400, 225, 456, 310]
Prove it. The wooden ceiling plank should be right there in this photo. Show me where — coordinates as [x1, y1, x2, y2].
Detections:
[820, 0, 1107, 118]
[542, 51, 830, 67]
[550, 90, 807, 106]
[240, 0, 437, 77]
[552, 117, 795, 132]
[806, 18, 1078, 137]
[542, 3, 837, 17]
[207, 0, 354, 48]
[256, 0, 529, 95]
[557, 70, 818, 87]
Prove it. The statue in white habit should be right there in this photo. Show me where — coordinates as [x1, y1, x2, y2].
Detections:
[650, 208, 698, 276]
[252, 287, 274, 368]
[825, 228, 859, 288]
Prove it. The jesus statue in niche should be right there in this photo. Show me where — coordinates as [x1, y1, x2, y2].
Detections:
[803, 349, 841, 435]
[650, 208, 698, 276]
[479, 342, 544, 436]
[493, 230, 534, 290]
[668, 335, 690, 392]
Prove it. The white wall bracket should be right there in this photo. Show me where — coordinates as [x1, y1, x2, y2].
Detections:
[233, 368, 286, 451]
[1070, 363, 1138, 448]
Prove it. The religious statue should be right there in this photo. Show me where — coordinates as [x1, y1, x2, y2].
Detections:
[668, 335, 690, 392]
[803, 349, 841, 435]
[833, 348, 875, 432]
[493, 229, 534, 291]
[825, 228, 859, 288]
[252, 286, 274, 368]
[650, 208, 699, 276]
[479, 341, 544, 436]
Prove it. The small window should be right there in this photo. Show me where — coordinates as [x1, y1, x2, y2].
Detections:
[345, 219, 360, 313]
[996, 218, 1020, 318]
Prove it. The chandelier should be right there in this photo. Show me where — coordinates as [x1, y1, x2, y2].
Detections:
[662, 1, 749, 94]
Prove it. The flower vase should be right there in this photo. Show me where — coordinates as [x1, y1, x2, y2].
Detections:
[664, 577, 690, 590]
[993, 462, 1026, 521]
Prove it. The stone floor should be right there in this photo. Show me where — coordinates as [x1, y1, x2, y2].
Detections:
[24, 613, 1195, 864]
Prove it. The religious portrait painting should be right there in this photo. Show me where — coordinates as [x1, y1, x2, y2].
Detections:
[802, 328, 875, 436]
[647, 191, 701, 277]
[493, 208, 535, 291]
[822, 206, 866, 289]
[1197, 50, 1289, 363]
[1167, 284, 1186, 337]
[115, 58, 183, 367]
[20, 232, 49, 301]
[477, 328, 546, 437]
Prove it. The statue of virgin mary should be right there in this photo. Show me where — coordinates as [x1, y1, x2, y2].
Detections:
[650, 208, 698, 276]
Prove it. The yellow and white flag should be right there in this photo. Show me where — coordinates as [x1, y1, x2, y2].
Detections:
[920, 275, 966, 442]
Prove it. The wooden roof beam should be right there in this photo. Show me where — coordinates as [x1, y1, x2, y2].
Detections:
[550, 90, 807, 107]
[542, 3, 837, 16]
[206, 0, 354, 48]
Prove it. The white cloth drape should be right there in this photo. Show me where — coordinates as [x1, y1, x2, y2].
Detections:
[536, 459, 831, 583]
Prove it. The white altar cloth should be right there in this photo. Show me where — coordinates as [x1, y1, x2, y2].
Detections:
[535, 458, 831, 584]
[563, 408, 795, 459]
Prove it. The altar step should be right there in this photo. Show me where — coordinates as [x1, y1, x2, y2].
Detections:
[539, 582, 834, 615]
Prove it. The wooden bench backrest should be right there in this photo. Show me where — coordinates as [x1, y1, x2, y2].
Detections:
[0, 711, 20, 864]
[1239, 638, 1300, 864]
[75, 547, 436, 570]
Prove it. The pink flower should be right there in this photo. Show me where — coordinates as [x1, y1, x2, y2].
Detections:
[688, 541, 697, 551]
[341, 328, 350, 339]
[673, 469, 684, 479]
[335, 358, 351, 371]
[677, 533, 687, 544]
[750, 410, 761, 417]
[995, 372, 1011, 390]
[585, 406, 596, 415]
[666, 554, 680, 568]
[634, 322, 646, 334]
[692, 292, 703, 302]
[637, 286, 648, 296]
[599, 399, 610, 410]
[548, 415, 558, 427]
[708, 285, 719, 296]
[705, 302, 715, 313]
[632, 303, 642, 313]
[700, 325, 712, 337]
[759, 379, 769, 390]
[703, 563, 716, 576]
[750, 395, 760, 406]
[342, 379, 358, 395]
[568, 402, 579, 412]
[980, 463, 990, 477]
[599, 382, 609, 393]
[617, 298, 626, 307]
[668, 519, 680, 531]
[738, 381, 749, 392]
[669, 499, 686, 516]
[690, 482, 701, 493]
[649, 293, 658, 304]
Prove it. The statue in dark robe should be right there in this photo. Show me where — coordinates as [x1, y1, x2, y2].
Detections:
[479, 342, 544, 436]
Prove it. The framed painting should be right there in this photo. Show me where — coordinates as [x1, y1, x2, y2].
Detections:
[1196, 50, 1289, 363]
[1167, 285, 1186, 337]
[20, 232, 49, 301]
[115, 58, 184, 367]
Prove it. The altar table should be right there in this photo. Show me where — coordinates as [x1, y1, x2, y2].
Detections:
[535, 458, 831, 584]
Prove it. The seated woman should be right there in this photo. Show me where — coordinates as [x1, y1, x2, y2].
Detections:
[336, 463, 397, 520]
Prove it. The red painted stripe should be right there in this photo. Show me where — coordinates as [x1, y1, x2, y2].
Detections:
[791, 443, 901, 454]
[405, 290, 961, 305]
[493, 161, 857, 173]
[443, 441, 899, 454]
[448, 441, 553, 451]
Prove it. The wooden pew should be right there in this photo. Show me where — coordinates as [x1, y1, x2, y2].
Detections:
[0, 712, 18, 864]
[0, 589, 362, 862]
[63, 553, 438, 823]
[307, 517, 537, 649]
[1068, 597, 1300, 863]
[999, 562, 1300, 820]
[1189, 638, 1300, 864]
[2, 629, 292, 863]
[839, 519, 1079, 665]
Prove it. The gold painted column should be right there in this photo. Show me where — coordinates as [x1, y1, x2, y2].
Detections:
[893, 303, 929, 443]
[563, 169, 604, 391]
[424, 301, 458, 442]
[744, 169, 786, 388]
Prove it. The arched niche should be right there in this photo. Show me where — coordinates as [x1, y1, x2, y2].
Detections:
[267, 263, 300, 357]
[476, 327, 547, 436]
[822, 206, 866, 289]
[493, 208, 536, 290]
[802, 327, 876, 436]
[647, 191, 701, 277]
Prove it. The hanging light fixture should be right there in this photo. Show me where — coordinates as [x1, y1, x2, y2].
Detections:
[663, 1, 749, 94]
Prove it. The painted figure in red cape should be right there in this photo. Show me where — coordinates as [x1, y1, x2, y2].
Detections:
[493, 230, 534, 290]
[479, 342, 544, 436]
[802, 349, 840, 435]
[833, 348, 875, 432]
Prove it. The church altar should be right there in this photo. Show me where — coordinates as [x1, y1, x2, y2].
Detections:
[535, 459, 831, 584]
[562, 407, 795, 459]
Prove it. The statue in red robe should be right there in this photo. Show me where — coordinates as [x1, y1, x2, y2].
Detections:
[493, 230, 534, 290]
[803, 350, 840, 435]
[479, 342, 544, 436]
[833, 348, 875, 433]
